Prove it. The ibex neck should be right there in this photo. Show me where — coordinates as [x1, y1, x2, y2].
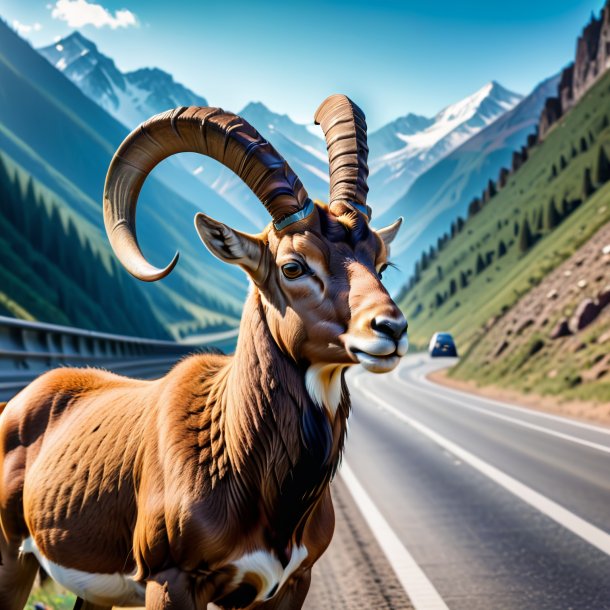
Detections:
[222, 289, 348, 491]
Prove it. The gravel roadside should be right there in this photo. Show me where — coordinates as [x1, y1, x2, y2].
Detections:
[304, 475, 413, 610]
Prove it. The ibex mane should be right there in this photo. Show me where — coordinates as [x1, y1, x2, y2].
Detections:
[0, 95, 407, 609]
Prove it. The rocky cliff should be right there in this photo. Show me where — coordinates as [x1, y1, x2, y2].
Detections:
[540, 2, 610, 137]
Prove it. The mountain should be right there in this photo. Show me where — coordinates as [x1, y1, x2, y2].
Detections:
[39, 31, 262, 233]
[379, 74, 560, 291]
[0, 20, 245, 340]
[397, 43, 610, 403]
[37, 32, 526, 228]
[368, 81, 523, 213]
[539, 3, 610, 138]
[38, 33, 331, 225]
[39, 32, 208, 129]
[198, 101, 330, 217]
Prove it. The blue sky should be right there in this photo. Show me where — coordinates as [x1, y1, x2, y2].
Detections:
[2, 0, 605, 130]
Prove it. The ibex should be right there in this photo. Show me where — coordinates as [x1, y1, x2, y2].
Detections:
[0, 95, 407, 609]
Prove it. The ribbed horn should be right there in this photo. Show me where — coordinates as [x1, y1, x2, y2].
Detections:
[104, 106, 310, 281]
[314, 94, 370, 217]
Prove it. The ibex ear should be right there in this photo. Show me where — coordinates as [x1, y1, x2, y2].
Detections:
[377, 217, 403, 248]
[195, 213, 263, 278]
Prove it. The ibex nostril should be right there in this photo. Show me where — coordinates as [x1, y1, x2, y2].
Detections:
[372, 316, 408, 341]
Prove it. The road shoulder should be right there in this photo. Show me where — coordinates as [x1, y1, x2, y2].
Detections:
[428, 365, 610, 426]
[304, 475, 413, 610]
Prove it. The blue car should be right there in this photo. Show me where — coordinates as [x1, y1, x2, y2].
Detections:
[429, 332, 458, 357]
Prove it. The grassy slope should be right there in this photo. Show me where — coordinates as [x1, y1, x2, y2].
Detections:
[399, 69, 610, 361]
[0, 22, 244, 339]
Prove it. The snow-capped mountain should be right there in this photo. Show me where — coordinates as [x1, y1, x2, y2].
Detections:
[37, 33, 331, 223]
[368, 81, 523, 213]
[37, 32, 522, 225]
[198, 101, 330, 212]
[38, 32, 208, 128]
[375, 75, 558, 294]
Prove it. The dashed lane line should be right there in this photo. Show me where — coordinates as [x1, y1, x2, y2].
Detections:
[391, 369, 610, 455]
[354, 376, 610, 557]
[405, 360, 610, 436]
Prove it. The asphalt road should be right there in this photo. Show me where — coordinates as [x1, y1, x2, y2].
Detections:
[337, 355, 610, 610]
[22, 354, 610, 609]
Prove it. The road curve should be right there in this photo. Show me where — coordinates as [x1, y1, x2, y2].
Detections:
[336, 355, 610, 610]
[29, 354, 610, 609]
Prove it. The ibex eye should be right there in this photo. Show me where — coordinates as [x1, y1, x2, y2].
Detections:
[282, 262, 305, 279]
[378, 263, 389, 279]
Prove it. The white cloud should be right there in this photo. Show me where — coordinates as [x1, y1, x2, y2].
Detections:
[12, 20, 43, 36]
[50, 0, 138, 29]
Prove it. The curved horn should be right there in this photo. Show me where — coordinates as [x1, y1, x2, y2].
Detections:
[104, 106, 310, 281]
[314, 94, 370, 218]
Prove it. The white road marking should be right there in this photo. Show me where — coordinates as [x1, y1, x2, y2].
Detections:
[354, 376, 610, 557]
[410, 360, 610, 436]
[392, 369, 610, 455]
[340, 462, 449, 610]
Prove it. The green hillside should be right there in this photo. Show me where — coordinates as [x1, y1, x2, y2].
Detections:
[0, 154, 169, 337]
[399, 68, 610, 362]
[0, 20, 244, 339]
[378, 74, 560, 296]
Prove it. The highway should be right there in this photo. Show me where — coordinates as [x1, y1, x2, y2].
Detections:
[9, 328, 608, 609]
[335, 355, 610, 610]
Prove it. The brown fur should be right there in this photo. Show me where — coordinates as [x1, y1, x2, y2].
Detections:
[1, 99, 407, 608]
[0, 288, 348, 608]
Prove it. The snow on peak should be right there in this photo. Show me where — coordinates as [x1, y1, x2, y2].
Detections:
[37, 31, 207, 129]
[367, 81, 523, 213]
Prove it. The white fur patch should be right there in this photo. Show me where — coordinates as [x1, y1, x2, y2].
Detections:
[20, 537, 145, 607]
[232, 545, 308, 601]
[305, 364, 348, 418]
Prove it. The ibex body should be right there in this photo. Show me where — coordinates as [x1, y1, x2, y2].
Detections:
[0, 96, 407, 609]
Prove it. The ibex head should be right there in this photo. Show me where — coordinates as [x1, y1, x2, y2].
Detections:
[104, 95, 407, 375]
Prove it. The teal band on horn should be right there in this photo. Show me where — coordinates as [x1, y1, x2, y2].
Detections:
[273, 199, 314, 230]
[348, 200, 369, 218]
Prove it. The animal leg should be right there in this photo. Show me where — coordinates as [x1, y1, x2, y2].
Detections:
[0, 537, 40, 610]
[250, 570, 311, 610]
[145, 569, 200, 610]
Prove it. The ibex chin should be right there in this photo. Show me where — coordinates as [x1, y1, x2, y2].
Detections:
[0, 95, 407, 609]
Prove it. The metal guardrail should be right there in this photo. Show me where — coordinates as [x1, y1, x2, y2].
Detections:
[0, 315, 236, 401]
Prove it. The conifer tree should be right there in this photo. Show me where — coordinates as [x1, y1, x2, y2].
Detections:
[536, 205, 544, 232]
[468, 198, 481, 217]
[545, 197, 561, 230]
[0, 156, 14, 221]
[518, 217, 534, 253]
[580, 137, 588, 153]
[582, 167, 595, 199]
[596, 145, 610, 184]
